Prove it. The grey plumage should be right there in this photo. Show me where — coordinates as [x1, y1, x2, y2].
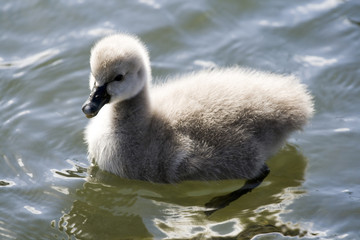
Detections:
[82, 33, 314, 183]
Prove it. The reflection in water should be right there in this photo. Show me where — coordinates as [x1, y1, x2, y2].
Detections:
[149, 202, 242, 239]
[55, 145, 309, 239]
[205, 164, 270, 216]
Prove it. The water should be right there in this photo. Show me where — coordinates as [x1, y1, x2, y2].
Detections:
[1, 0, 360, 239]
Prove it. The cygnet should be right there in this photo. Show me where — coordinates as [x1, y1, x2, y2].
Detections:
[82, 33, 314, 183]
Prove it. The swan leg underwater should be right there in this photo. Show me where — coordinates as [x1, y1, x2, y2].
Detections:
[82, 33, 314, 183]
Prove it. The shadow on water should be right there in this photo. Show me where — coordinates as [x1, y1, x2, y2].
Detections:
[54, 144, 309, 239]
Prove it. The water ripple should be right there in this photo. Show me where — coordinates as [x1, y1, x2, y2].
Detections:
[0, 48, 60, 69]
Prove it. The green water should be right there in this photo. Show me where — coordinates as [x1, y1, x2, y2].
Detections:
[1, 0, 360, 239]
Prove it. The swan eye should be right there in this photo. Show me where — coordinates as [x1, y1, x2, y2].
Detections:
[113, 74, 124, 82]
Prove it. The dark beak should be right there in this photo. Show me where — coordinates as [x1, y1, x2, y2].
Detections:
[82, 84, 111, 118]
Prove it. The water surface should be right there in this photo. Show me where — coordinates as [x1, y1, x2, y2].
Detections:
[1, 0, 360, 239]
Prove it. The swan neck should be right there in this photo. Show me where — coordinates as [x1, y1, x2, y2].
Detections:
[112, 84, 151, 128]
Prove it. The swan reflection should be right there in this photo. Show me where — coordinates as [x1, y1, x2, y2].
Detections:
[55, 144, 309, 239]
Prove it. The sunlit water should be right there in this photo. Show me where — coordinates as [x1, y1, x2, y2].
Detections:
[1, 0, 360, 239]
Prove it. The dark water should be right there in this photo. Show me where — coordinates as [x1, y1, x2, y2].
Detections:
[1, 0, 360, 239]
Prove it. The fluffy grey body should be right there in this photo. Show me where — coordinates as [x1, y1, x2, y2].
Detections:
[83, 34, 314, 183]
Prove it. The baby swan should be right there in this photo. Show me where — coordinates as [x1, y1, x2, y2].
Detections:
[82, 33, 314, 183]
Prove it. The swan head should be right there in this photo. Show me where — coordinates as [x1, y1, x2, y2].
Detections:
[82, 34, 151, 118]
